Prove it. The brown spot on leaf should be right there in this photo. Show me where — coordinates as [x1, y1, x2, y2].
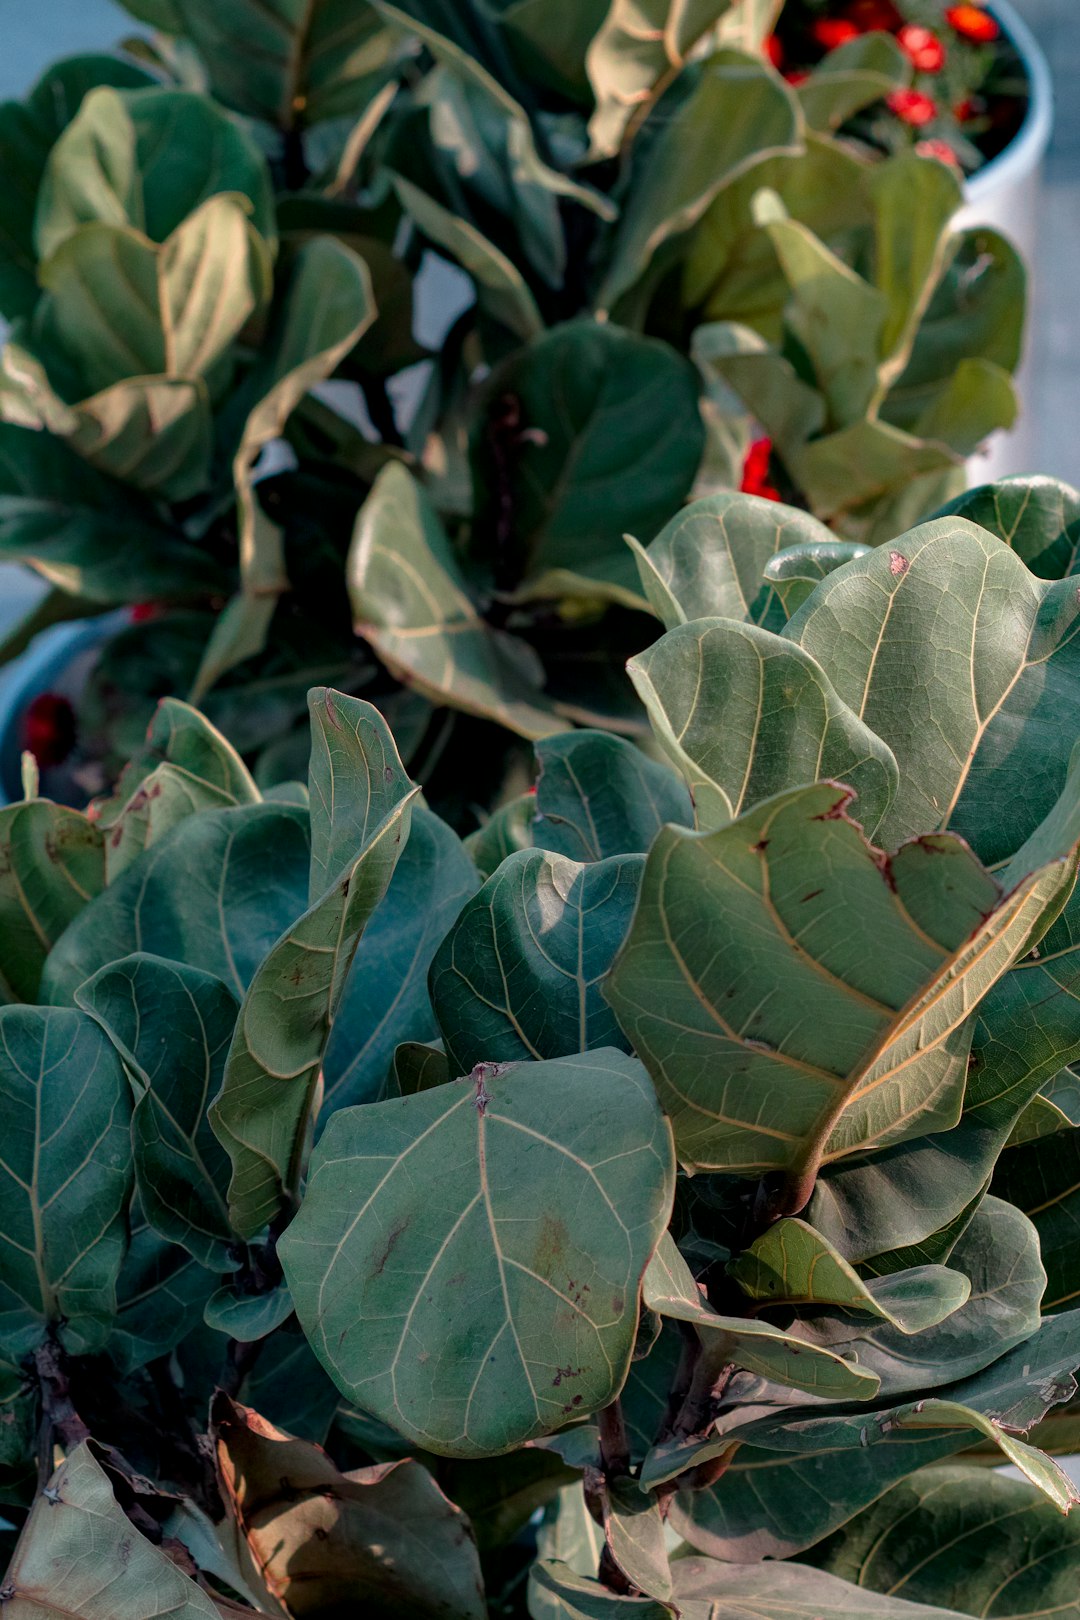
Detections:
[800, 889, 823, 903]
[371, 1219, 410, 1278]
[552, 1365, 583, 1387]
[612, 1295, 625, 1314]
[889, 551, 909, 575]
[533, 1214, 569, 1276]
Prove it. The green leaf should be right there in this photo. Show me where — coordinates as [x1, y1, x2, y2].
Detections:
[385, 1041, 452, 1097]
[627, 492, 836, 631]
[763, 540, 870, 619]
[0, 799, 103, 1002]
[35, 86, 274, 259]
[642, 1233, 880, 1406]
[497, 0, 608, 101]
[96, 696, 259, 827]
[212, 1394, 487, 1620]
[603, 1477, 671, 1602]
[204, 1283, 293, 1341]
[348, 462, 562, 740]
[77, 955, 238, 1270]
[211, 691, 417, 1239]
[995, 1125, 1080, 1312]
[0, 1007, 132, 1357]
[0, 422, 222, 602]
[1008, 1067, 1080, 1146]
[41, 802, 311, 1006]
[109, 1222, 216, 1373]
[35, 196, 271, 396]
[812, 1464, 1080, 1619]
[472, 321, 705, 597]
[669, 1309, 1080, 1561]
[155, 0, 395, 127]
[604, 780, 1074, 1195]
[667, 1556, 977, 1620]
[466, 793, 537, 880]
[934, 474, 1080, 580]
[321, 805, 479, 1112]
[0, 54, 155, 320]
[392, 173, 544, 341]
[430, 848, 642, 1071]
[192, 237, 375, 701]
[786, 517, 1080, 864]
[585, 0, 737, 158]
[280, 1051, 675, 1457]
[728, 1218, 969, 1332]
[103, 764, 240, 884]
[628, 618, 898, 834]
[796, 31, 910, 132]
[533, 731, 693, 862]
[598, 51, 800, 313]
[3, 1443, 229, 1619]
[529, 1562, 674, 1620]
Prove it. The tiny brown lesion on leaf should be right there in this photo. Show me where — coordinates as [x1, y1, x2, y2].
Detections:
[889, 551, 909, 575]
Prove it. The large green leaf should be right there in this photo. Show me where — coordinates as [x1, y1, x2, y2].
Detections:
[471, 321, 705, 596]
[627, 491, 835, 631]
[280, 1051, 675, 1457]
[995, 1125, 1080, 1312]
[213, 1395, 487, 1619]
[0, 800, 103, 1002]
[96, 697, 259, 828]
[0, 54, 155, 320]
[348, 462, 561, 739]
[41, 802, 311, 1006]
[143, 0, 395, 127]
[585, 0, 736, 158]
[604, 780, 1076, 1199]
[642, 1233, 880, 1403]
[532, 731, 693, 862]
[668, 1308, 1080, 1561]
[0, 422, 221, 602]
[211, 691, 417, 1239]
[597, 51, 800, 313]
[728, 1218, 969, 1333]
[628, 618, 898, 835]
[34, 194, 271, 397]
[2, 1444, 232, 1619]
[77, 955, 238, 1271]
[763, 539, 870, 619]
[812, 1464, 1080, 1618]
[934, 475, 1080, 580]
[785, 518, 1080, 864]
[108, 1222, 216, 1374]
[496, 0, 608, 101]
[430, 848, 642, 1071]
[35, 86, 274, 259]
[0, 1007, 132, 1358]
[796, 31, 910, 132]
[674, 1557, 972, 1620]
[321, 805, 479, 1113]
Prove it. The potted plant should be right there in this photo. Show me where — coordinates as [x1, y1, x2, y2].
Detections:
[3, 479, 1080, 1611]
[0, 0, 1027, 815]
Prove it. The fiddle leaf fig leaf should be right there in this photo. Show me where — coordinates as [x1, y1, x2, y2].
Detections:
[597, 51, 800, 313]
[103, 764, 238, 884]
[934, 475, 1080, 579]
[95, 696, 259, 829]
[471, 321, 705, 597]
[585, 0, 737, 159]
[994, 1125, 1080, 1313]
[0, 799, 103, 1002]
[322, 805, 479, 1113]
[728, 1219, 969, 1333]
[430, 849, 642, 1071]
[627, 492, 837, 631]
[795, 31, 910, 132]
[533, 731, 693, 863]
[642, 1233, 880, 1402]
[812, 1465, 1080, 1618]
[35, 86, 275, 259]
[2, 1443, 231, 1619]
[604, 780, 1076, 1194]
[530, 1562, 674, 1620]
[763, 539, 870, 619]
[0, 1007, 132, 1358]
[467, 793, 538, 881]
[1008, 1067, 1080, 1147]
[666, 1555, 982, 1620]
[628, 618, 898, 835]
[76, 954, 238, 1271]
[280, 1051, 676, 1457]
[602, 1477, 672, 1603]
[348, 462, 562, 740]
[212, 1395, 487, 1620]
[41, 802, 311, 1007]
[785, 518, 1080, 864]
[211, 690, 418, 1239]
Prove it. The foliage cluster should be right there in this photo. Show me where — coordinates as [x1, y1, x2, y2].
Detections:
[1, 477, 1080, 1616]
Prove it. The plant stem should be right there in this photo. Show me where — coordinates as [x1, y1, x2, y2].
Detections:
[34, 1339, 89, 1491]
[597, 1398, 631, 1481]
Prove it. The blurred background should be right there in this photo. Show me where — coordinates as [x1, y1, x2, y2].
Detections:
[0, 0, 1075, 490]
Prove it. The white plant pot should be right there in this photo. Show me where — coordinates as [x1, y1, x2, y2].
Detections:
[955, 0, 1055, 483]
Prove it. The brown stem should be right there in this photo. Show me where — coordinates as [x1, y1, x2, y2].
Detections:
[34, 1339, 89, 1490]
[597, 1399, 631, 1481]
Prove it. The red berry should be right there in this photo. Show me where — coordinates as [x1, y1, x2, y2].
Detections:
[845, 0, 903, 29]
[945, 5, 1001, 43]
[764, 33, 784, 68]
[784, 69, 810, 86]
[740, 439, 782, 502]
[812, 18, 861, 49]
[22, 692, 77, 768]
[887, 88, 939, 127]
[898, 24, 946, 71]
[916, 138, 961, 167]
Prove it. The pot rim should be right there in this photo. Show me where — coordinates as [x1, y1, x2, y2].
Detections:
[965, 0, 1054, 201]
